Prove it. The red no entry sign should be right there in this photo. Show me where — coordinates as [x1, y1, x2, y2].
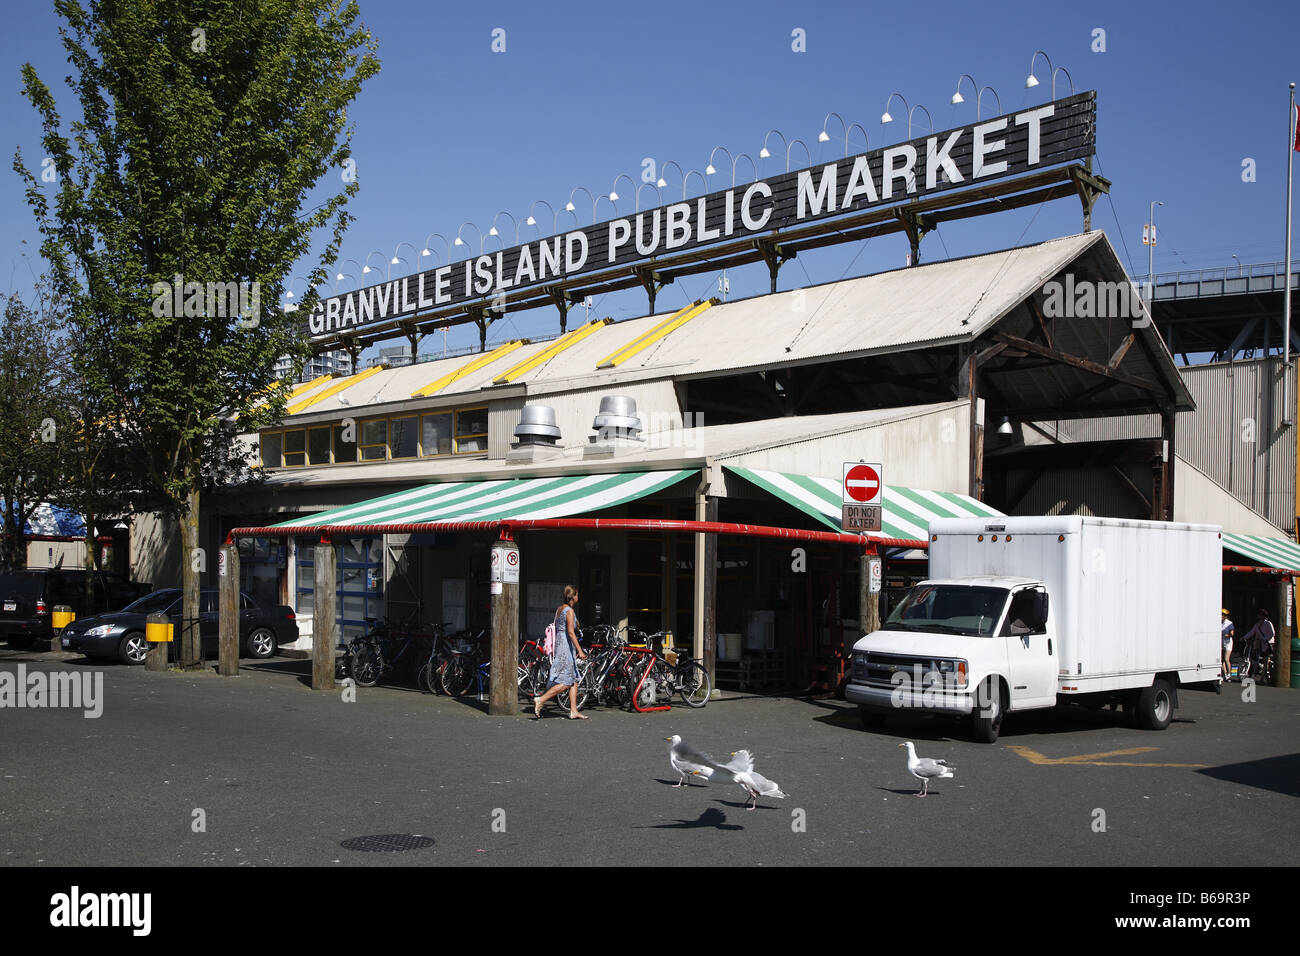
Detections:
[843, 463, 882, 504]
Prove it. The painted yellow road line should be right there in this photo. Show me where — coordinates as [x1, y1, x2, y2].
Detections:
[411, 340, 527, 397]
[1007, 745, 1208, 768]
[287, 363, 387, 414]
[493, 318, 611, 384]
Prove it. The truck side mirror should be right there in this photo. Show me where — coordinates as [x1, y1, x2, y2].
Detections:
[1032, 591, 1049, 629]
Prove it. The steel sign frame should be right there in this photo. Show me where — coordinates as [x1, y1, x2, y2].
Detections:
[306, 92, 1096, 340]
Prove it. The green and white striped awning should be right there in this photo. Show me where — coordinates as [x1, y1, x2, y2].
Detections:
[726, 466, 1003, 539]
[271, 470, 695, 530]
[1222, 533, 1300, 572]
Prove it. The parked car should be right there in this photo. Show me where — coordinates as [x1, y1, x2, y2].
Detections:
[60, 588, 299, 664]
[0, 568, 153, 649]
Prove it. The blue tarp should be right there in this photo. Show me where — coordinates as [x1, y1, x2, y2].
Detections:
[1, 502, 87, 538]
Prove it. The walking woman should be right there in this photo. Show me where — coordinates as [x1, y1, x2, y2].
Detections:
[534, 585, 588, 719]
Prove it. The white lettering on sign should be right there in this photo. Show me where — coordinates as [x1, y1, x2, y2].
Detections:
[842, 462, 883, 505]
[303, 95, 1091, 340]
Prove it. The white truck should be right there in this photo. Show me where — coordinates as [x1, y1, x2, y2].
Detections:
[847, 515, 1222, 742]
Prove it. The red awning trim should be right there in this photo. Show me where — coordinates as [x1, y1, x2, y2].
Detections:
[1223, 564, 1298, 578]
[225, 517, 927, 551]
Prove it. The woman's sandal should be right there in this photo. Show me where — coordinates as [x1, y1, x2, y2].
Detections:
[533, 699, 542, 719]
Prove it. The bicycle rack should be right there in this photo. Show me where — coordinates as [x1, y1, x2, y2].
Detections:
[626, 646, 671, 713]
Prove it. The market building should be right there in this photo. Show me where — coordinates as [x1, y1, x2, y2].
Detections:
[121, 88, 1296, 692]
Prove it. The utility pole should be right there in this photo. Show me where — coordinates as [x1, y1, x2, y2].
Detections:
[1146, 200, 1163, 304]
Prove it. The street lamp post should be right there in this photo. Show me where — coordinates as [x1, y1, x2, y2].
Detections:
[488, 211, 519, 246]
[390, 241, 418, 279]
[564, 186, 599, 225]
[524, 200, 558, 236]
[1147, 200, 1163, 305]
[453, 222, 485, 260]
[759, 129, 788, 172]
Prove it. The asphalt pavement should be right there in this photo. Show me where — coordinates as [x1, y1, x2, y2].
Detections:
[1, 647, 1296, 867]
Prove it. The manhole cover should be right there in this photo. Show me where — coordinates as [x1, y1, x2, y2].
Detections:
[340, 833, 435, 853]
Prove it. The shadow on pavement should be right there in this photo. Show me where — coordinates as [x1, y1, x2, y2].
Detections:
[637, 807, 743, 830]
[1197, 753, 1300, 798]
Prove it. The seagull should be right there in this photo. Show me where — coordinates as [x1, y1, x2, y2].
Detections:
[666, 735, 718, 788]
[899, 741, 954, 797]
[721, 749, 787, 810]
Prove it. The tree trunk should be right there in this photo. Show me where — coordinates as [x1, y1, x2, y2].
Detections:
[1, 508, 25, 570]
[83, 512, 96, 613]
[179, 482, 203, 669]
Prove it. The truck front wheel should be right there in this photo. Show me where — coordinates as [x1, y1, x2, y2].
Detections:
[1135, 678, 1174, 731]
[971, 678, 1004, 743]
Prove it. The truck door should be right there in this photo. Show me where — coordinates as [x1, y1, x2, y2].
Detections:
[1002, 587, 1057, 709]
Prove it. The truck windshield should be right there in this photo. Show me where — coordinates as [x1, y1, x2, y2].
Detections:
[881, 585, 1009, 637]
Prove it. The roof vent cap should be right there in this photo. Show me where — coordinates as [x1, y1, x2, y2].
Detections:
[514, 405, 561, 446]
[591, 395, 643, 441]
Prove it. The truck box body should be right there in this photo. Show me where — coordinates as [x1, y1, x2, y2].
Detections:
[927, 515, 1222, 693]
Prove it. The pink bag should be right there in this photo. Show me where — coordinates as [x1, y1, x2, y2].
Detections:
[543, 623, 556, 655]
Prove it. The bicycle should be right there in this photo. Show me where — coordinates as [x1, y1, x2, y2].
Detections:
[625, 628, 713, 708]
[440, 628, 489, 696]
[1239, 640, 1276, 684]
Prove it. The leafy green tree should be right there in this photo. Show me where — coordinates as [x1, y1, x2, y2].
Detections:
[0, 286, 71, 570]
[16, 0, 379, 667]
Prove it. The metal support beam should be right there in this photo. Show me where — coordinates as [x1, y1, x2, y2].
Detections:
[399, 321, 423, 364]
[754, 238, 795, 293]
[893, 208, 936, 266]
[1068, 161, 1111, 233]
[632, 265, 667, 315]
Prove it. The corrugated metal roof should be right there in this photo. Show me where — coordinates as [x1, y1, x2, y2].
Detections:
[284, 233, 1103, 417]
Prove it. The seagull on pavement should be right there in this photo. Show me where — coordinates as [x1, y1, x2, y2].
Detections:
[666, 735, 718, 787]
[721, 749, 787, 810]
[900, 741, 954, 797]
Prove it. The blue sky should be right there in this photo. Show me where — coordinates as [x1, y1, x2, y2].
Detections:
[2, 0, 1298, 361]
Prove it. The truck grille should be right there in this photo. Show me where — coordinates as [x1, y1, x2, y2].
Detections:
[852, 652, 946, 689]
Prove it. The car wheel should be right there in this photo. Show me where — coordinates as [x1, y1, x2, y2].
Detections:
[246, 627, 277, 660]
[118, 631, 148, 665]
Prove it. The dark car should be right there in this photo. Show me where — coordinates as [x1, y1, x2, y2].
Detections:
[0, 569, 153, 649]
[61, 588, 298, 664]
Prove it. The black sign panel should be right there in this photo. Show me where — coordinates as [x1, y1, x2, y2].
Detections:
[307, 92, 1096, 338]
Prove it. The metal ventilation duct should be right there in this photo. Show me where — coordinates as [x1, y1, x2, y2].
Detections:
[513, 405, 561, 446]
[591, 395, 643, 440]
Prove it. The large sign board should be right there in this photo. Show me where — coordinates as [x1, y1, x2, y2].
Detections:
[307, 92, 1096, 339]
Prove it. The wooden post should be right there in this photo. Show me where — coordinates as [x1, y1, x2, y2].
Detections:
[1277, 577, 1293, 689]
[861, 549, 881, 638]
[218, 542, 240, 677]
[312, 539, 337, 691]
[489, 535, 520, 716]
[145, 612, 169, 671]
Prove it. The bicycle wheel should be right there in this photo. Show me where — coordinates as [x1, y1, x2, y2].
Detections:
[440, 655, 473, 696]
[677, 660, 712, 708]
[348, 641, 380, 688]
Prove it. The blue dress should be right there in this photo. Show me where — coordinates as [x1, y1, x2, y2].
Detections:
[549, 606, 579, 687]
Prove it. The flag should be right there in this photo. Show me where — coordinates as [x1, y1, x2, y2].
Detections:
[1294, 103, 1299, 152]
